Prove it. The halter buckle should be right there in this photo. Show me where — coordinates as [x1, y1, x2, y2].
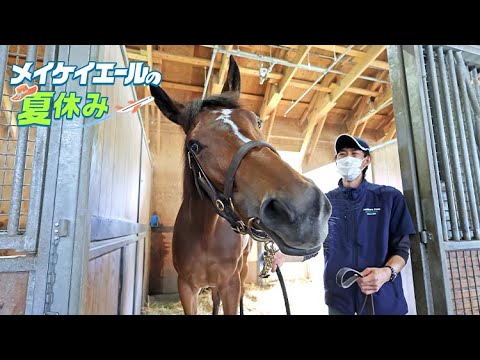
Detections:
[215, 199, 225, 211]
[233, 220, 246, 234]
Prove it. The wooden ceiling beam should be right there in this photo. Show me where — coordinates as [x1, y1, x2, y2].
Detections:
[147, 81, 390, 121]
[343, 70, 390, 134]
[299, 45, 386, 153]
[259, 82, 273, 120]
[383, 117, 397, 141]
[210, 45, 234, 95]
[304, 115, 327, 164]
[346, 87, 392, 132]
[127, 48, 385, 98]
[314, 45, 386, 117]
[312, 45, 389, 70]
[264, 106, 277, 142]
[259, 45, 312, 118]
[297, 46, 386, 171]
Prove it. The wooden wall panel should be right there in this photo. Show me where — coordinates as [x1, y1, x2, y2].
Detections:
[371, 141, 403, 192]
[88, 45, 142, 223]
[134, 238, 145, 314]
[0, 272, 28, 315]
[83, 249, 121, 315]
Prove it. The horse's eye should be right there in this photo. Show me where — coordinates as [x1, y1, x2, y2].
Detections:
[188, 140, 202, 154]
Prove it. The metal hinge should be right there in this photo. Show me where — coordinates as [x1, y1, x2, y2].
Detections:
[420, 230, 432, 245]
[54, 219, 70, 237]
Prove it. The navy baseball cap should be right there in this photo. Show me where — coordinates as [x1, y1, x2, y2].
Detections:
[335, 133, 370, 154]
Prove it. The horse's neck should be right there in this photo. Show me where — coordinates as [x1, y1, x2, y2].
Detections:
[185, 195, 218, 230]
[182, 159, 222, 232]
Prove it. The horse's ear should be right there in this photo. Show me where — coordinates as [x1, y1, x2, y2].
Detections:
[221, 55, 241, 94]
[149, 85, 186, 129]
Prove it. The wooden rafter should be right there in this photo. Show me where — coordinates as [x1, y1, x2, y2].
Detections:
[126, 48, 385, 98]
[297, 45, 386, 171]
[312, 45, 389, 70]
[299, 91, 320, 126]
[147, 45, 153, 69]
[259, 45, 312, 119]
[210, 45, 233, 95]
[260, 47, 293, 120]
[297, 71, 337, 164]
[356, 121, 368, 137]
[344, 70, 390, 134]
[147, 80, 390, 122]
[304, 114, 327, 164]
[313, 45, 386, 119]
[383, 117, 397, 141]
[259, 82, 273, 120]
[346, 87, 392, 132]
[264, 106, 277, 142]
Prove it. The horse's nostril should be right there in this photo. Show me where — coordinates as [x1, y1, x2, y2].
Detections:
[261, 197, 295, 224]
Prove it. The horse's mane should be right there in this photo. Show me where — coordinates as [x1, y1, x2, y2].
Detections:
[182, 92, 241, 200]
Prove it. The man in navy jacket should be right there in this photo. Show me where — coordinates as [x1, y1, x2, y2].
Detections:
[272, 134, 416, 315]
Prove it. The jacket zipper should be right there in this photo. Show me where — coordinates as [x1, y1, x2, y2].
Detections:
[346, 189, 359, 314]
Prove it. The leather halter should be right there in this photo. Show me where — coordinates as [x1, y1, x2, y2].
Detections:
[187, 140, 278, 241]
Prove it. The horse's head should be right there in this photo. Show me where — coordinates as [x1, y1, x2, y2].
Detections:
[150, 56, 331, 256]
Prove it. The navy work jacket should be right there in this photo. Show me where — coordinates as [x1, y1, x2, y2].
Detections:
[323, 179, 416, 315]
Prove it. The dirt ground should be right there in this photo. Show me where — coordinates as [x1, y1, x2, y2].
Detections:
[143, 258, 329, 315]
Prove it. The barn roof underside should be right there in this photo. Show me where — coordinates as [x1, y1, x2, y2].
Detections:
[127, 45, 396, 172]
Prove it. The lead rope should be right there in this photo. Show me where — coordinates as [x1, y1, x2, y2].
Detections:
[259, 241, 291, 315]
[335, 267, 375, 315]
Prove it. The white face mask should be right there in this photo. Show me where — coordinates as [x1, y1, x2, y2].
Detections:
[336, 156, 365, 181]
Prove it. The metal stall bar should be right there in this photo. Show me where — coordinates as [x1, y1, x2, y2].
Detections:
[447, 50, 480, 239]
[472, 68, 480, 103]
[472, 68, 480, 149]
[0, 46, 7, 100]
[463, 65, 480, 147]
[423, 46, 450, 239]
[388, 45, 434, 314]
[7, 45, 37, 236]
[436, 48, 472, 240]
[394, 45, 454, 314]
[454, 52, 480, 232]
[23, 46, 56, 252]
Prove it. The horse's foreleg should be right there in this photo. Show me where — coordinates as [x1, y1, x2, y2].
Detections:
[239, 238, 252, 315]
[178, 277, 200, 315]
[211, 287, 221, 315]
[218, 274, 241, 315]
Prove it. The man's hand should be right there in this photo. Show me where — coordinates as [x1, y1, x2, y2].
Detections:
[270, 252, 304, 272]
[271, 252, 288, 272]
[357, 267, 391, 295]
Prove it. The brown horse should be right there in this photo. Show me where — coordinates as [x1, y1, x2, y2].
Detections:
[150, 56, 332, 315]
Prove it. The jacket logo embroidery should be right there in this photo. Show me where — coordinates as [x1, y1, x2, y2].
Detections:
[363, 207, 381, 216]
